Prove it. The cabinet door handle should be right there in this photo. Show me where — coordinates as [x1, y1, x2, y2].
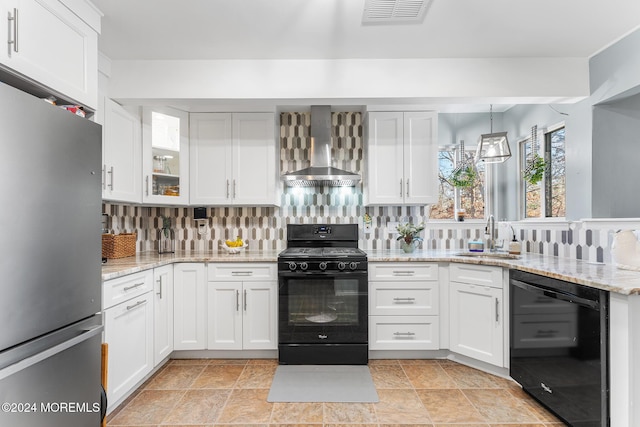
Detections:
[243, 289, 247, 311]
[126, 300, 147, 311]
[102, 165, 106, 190]
[8, 8, 18, 54]
[123, 282, 145, 291]
[156, 276, 163, 299]
[107, 166, 114, 190]
[392, 271, 415, 276]
[236, 290, 240, 311]
[495, 298, 500, 322]
[393, 297, 416, 303]
[233, 179, 237, 198]
[406, 179, 409, 197]
[393, 332, 416, 337]
[145, 175, 149, 196]
[399, 179, 403, 197]
[226, 179, 230, 198]
[231, 271, 253, 276]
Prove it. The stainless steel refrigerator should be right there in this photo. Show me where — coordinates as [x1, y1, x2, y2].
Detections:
[0, 82, 104, 426]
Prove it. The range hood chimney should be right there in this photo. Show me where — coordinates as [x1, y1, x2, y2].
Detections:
[281, 106, 362, 187]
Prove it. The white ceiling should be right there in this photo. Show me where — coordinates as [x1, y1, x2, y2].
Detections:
[94, 0, 640, 112]
[96, 0, 640, 61]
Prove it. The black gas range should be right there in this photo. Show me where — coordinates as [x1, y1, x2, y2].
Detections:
[277, 224, 369, 365]
[278, 247, 368, 273]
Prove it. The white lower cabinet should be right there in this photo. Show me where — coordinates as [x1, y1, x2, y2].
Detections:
[173, 263, 207, 350]
[207, 263, 277, 350]
[153, 264, 174, 364]
[369, 262, 440, 350]
[449, 263, 504, 366]
[103, 270, 154, 409]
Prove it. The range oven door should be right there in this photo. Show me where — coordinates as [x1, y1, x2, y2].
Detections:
[278, 270, 368, 346]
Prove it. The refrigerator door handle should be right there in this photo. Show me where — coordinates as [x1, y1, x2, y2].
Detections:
[0, 324, 103, 381]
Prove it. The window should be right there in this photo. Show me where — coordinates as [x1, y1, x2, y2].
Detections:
[521, 138, 541, 218]
[431, 147, 485, 220]
[545, 127, 566, 217]
[520, 126, 565, 218]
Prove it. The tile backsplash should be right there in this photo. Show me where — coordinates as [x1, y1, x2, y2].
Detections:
[102, 111, 617, 263]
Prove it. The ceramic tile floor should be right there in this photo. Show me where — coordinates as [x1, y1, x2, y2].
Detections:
[106, 358, 565, 427]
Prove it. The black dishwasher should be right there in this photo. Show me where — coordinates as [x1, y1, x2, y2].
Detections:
[509, 270, 609, 427]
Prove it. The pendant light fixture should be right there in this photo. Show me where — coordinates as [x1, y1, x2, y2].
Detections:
[476, 105, 511, 164]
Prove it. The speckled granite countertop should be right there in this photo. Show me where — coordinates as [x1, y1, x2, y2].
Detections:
[102, 249, 640, 295]
[367, 250, 640, 295]
[101, 250, 280, 281]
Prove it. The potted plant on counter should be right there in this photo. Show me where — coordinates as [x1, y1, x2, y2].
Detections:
[396, 222, 425, 253]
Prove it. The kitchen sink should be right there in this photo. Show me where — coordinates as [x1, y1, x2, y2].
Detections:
[455, 252, 521, 260]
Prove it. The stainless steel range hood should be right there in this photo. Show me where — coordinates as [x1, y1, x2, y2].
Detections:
[281, 106, 361, 187]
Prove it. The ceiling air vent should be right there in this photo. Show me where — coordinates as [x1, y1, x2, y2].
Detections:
[362, 0, 431, 24]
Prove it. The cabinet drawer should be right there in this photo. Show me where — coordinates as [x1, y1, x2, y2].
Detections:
[103, 270, 154, 310]
[369, 315, 439, 350]
[369, 263, 438, 281]
[370, 282, 438, 315]
[207, 263, 276, 281]
[450, 263, 503, 288]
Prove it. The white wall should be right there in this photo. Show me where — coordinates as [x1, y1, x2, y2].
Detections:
[590, 28, 640, 105]
[592, 95, 640, 217]
[437, 112, 504, 148]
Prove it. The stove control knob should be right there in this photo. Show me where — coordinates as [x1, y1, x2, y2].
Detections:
[318, 262, 328, 271]
[288, 262, 297, 271]
[337, 261, 347, 271]
[299, 262, 309, 271]
[349, 262, 358, 270]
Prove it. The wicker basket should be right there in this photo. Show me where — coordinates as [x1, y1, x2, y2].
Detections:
[102, 233, 137, 259]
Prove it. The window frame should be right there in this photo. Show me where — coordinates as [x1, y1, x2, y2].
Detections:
[432, 143, 488, 222]
[518, 122, 566, 220]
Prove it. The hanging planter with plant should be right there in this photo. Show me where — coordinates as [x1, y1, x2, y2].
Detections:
[522, 125, 546, 185]
[449, 140, 477, 188]
[451, 165, 477, 188]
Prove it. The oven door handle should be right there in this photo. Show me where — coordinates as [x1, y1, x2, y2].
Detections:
[510, 279, 600, 310]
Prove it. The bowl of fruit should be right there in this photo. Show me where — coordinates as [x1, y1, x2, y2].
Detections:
[222, 237, 247, 254]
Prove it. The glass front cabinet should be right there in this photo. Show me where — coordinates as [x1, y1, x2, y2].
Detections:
[142, 107, 190, 204]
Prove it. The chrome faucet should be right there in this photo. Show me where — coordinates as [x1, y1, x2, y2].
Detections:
[485, 215, 496, 252]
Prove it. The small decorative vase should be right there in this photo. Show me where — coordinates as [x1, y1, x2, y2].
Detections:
[401, 240, 416, 253]
[158, 227, 175, 254]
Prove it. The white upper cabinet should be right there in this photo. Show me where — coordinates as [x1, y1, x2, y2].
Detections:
[0, 0, 99, 109]
[190, 113, 232, 204]
[102, 99, 141, 203]
[142, 106, 190, 205]
[365, 111, 438, 205]
[232, 113, 278, 205]
[190, 112, 278, 206]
